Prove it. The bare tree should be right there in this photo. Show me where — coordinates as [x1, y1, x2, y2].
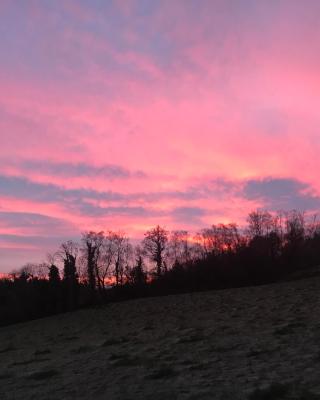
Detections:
[126, 245, 147, 286]
[212, 223, 241, 253]
[36, 262, 50, 279]
[112, 232, 132, 286]
[58, 240, 79, 310]
[197, 228, 216, 256]
[98, 231, 117, 289]
[284, 210, 306, 245]
[143, 225, 169, 277]
[193, 224, 241, 258]
[48, 264, 61, 283]
[168, 230, 191, 266]
[81, 231, 104, 294]
[306, 213, 320, 238]
[246, 210, 273, 239]
[46, 252, 57, 266]
[191, 232, 207, 260]
[58, 240, 79, 279]
[10, 262, 50, 281]
[11, 263, 36, 281]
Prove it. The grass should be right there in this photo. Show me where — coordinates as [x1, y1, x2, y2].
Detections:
[11, 358, 50, 366]
[0, 372, 13, 380]
[247, 348, 271, 358]
[34, 349, 51, 356]
[71, 345, 94, 354]
[249, 384, 320, 400]
[63, 335, 79, 341]
[248, 383, 289, 400]
[177, 333, 203, 344]
[27, 369, 59, 380]
[146, 366, 177, 380]
[109, 353, 141, 367]
[299, 389, 320, 400]
[0, 344, 15, 353]
[101, 337, 126, 347]
[273, 325, 292, 336]
[272, 321, 305, 336]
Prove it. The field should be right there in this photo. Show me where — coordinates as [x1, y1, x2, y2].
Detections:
[1, 276, 320, 400]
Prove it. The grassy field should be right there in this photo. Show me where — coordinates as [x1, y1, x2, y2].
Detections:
[1, 276, 320, 399]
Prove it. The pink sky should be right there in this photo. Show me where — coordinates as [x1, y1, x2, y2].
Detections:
[1, 0, 320, 271]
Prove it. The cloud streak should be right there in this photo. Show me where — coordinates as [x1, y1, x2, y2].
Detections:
[18, 160, 146, 179]
[243, 178, 320, 210]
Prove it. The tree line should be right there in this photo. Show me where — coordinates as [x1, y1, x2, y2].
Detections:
[1, 209, 320, 326]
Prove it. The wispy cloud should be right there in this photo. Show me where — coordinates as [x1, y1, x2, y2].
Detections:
[243, 178, 320, 210]
[18, 160, 146, 179]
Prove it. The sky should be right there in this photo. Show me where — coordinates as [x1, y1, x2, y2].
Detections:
[1, 0, 320, 271]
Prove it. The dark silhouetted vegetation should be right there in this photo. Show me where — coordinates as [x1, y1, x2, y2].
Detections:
[1, 209, 320, 326]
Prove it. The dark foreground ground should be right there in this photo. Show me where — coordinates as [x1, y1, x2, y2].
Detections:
[0, 275, 320, 400]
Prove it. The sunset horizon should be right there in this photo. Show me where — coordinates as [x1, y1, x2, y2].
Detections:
[2, 3, 320, 399]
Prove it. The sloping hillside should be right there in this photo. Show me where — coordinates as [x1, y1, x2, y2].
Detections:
[0, 276, 320, 400]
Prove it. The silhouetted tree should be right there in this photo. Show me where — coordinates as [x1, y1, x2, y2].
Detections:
[98, 231, 117, 289]
[127, 254, 147, 287]
[247, 210, 273, 239]
[14, 263, 37, 281]
[111, 232, 128, 286]
[81, 231, 104, 298]
[59, 241, 78, 310]
[49, 264, 60, 283]
[48, 264, 61, 313]
[168, 230, 191, 266]
[283, 210, 306, 269]
[143, 225, 169, 277]
[4, 208, 320, 327]
[211, 223, 241, 254]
